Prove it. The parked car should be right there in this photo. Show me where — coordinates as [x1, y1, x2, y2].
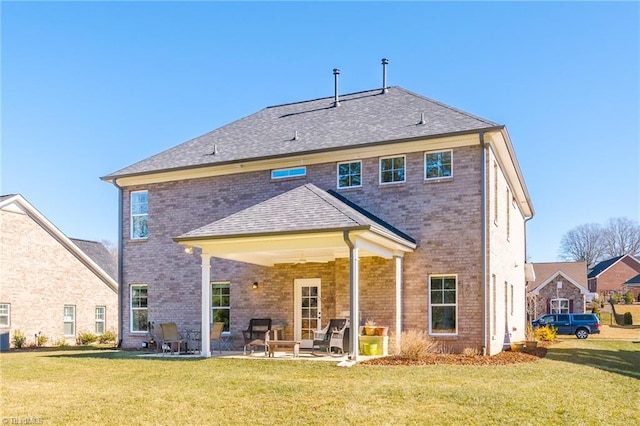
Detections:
[531, 313, 601, 339]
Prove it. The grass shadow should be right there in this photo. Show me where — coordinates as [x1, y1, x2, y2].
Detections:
[34, 346, 205, 362]
[545, 345, 640, 379]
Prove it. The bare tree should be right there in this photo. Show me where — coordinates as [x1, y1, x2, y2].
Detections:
[558, 223, 604, 267]
[602, 217, 640, 258]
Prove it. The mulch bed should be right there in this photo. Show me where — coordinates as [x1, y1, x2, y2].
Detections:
[361, 343, 551, 366]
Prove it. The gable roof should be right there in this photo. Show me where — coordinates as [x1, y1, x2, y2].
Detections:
[588, 255, 640, 278]
[70, 239, 117, 281]
[0, 194, 118, 292]
[177, 183, 416, 245]
[626, 274, 640, 286]
[527, 261, 588, 293]
[175, 184, 416, 266]
[103, 86, 501, 180]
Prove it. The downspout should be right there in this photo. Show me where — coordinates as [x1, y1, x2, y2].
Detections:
[479, 132, 488, 356]
[111, 179, 124, 348]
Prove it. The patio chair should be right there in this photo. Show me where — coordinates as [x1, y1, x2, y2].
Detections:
[312, 318, 348, 356]
[195, 322, 225, 354]
[158, 322, 184, 356]
[242, 318, 272, 355]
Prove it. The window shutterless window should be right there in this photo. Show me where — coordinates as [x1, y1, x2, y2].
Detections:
[130, 191, 148, 240]
[63, 305, 76, 336]
[379, 155, 406, 184]
[211, 282, 230, 333]
[0, 303, 10, 327]
[337, 160, 362, 189]
[550, 298, 569, 314]
[429, 275, 457, 335]
[424, 150, 452, 180]
[95, 306, 106, 334]
[131, 284, 148, 332]
[271, 167, 306, 179]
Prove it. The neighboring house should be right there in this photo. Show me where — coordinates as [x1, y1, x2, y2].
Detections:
[527, 261, 589, 320]
[588, 254, 640, 300]
[0, 194, 118, 348]
[102, 65, 534, 358]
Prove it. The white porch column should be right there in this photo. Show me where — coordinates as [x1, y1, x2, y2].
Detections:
[349, 244, 360, 362]
[200, 253, 212, 358]
[394, 255, 403, 351]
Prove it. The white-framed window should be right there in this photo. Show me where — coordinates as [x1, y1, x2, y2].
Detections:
[337, 160, 362, 189]
[493, 161, 499, 224]
[271, 166, 306, 179]
[506, 188, 511, 240]
[379, 155, 405, 184]
[429, 275, 457, 335]
[63, 305, 76, 336]
[212, 282, 230, 333]
[131, 284, 148, 332]
[425, 150, 452, 180]
[131, 191, 148, 240]
[0, 303, 10, 327]
[550, 298, 569, 314]
[95, 306, 106, 334]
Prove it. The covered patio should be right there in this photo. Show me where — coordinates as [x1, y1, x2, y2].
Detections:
[174, 184, 416, 361]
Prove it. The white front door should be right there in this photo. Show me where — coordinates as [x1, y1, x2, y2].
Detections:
[294, 278, 321, 348]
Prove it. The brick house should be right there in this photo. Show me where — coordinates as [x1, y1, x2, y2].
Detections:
[102, 67, 534, 358]
[0, 194, 118, 348]
[526, 261, 589, 320]
[588, 254, 640, 300]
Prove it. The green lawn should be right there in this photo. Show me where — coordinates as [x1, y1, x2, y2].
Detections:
[1, 340, 638, 425]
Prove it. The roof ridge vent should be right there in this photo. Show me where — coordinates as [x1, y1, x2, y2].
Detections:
[381, 58, 389, 94]
[333, 68, 341, 107]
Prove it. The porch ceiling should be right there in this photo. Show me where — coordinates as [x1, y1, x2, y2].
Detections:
[174, 184, 416, 267]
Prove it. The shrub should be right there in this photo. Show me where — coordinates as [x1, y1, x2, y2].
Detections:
[591, 304, 600, 315]
[78, 331, 98, 345]
[391, 330, 443, 360]
[623, 312, 633, 326]
[35, 333, 48, 347]
[534, 325, 557, 341]
[462, 347, 480, 357]
[623, 292, 634, 304]
[54, 339, 68, 347]
[637, 293, 640, 303]
[98, 330, 117, 344]
[11, 330, 27, 349]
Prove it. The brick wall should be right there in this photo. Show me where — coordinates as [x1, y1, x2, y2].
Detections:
[0, 209, 118, 347]
[594, 257, 640, 295]
[119, 143, 526, 354]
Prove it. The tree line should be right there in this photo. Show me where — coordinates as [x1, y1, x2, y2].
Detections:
[559, 217, 640, 267]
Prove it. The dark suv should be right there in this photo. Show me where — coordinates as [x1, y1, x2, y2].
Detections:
[531, 313, 601, 339]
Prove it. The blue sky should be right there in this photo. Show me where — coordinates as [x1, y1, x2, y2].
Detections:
[1, 1, 638, 263]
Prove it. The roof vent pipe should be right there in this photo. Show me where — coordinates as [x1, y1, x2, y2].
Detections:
[381, 58, 389, 94]
[333, 68, 341, 107]
[419, 112, 426, 125]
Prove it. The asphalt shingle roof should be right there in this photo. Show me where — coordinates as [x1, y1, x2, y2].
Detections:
[588, 256, 625, 278]
[105, 86, 500, 179]
[177, 183, 415, 245]
[71, 239, 118, 282]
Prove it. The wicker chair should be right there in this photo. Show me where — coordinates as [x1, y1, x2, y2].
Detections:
[312, 318, 348, 356]
[242, 318, 272, 355]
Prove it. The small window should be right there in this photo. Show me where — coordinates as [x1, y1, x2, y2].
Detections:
[212, 282, 231, 333]
[429, 275, 457, 335]
[131, 191, 148, 240]
[337, 161, 362, 189]
[425, 150, 452, 180]
[380, 155, 406, 184]
[550, 298, 569, 314]
[63, 305, 76, 336]
[271, 167, 306, 179]
[0, 304, 10, 327]
[131, 284, 148, 332]
[95, 306, 106, 334]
